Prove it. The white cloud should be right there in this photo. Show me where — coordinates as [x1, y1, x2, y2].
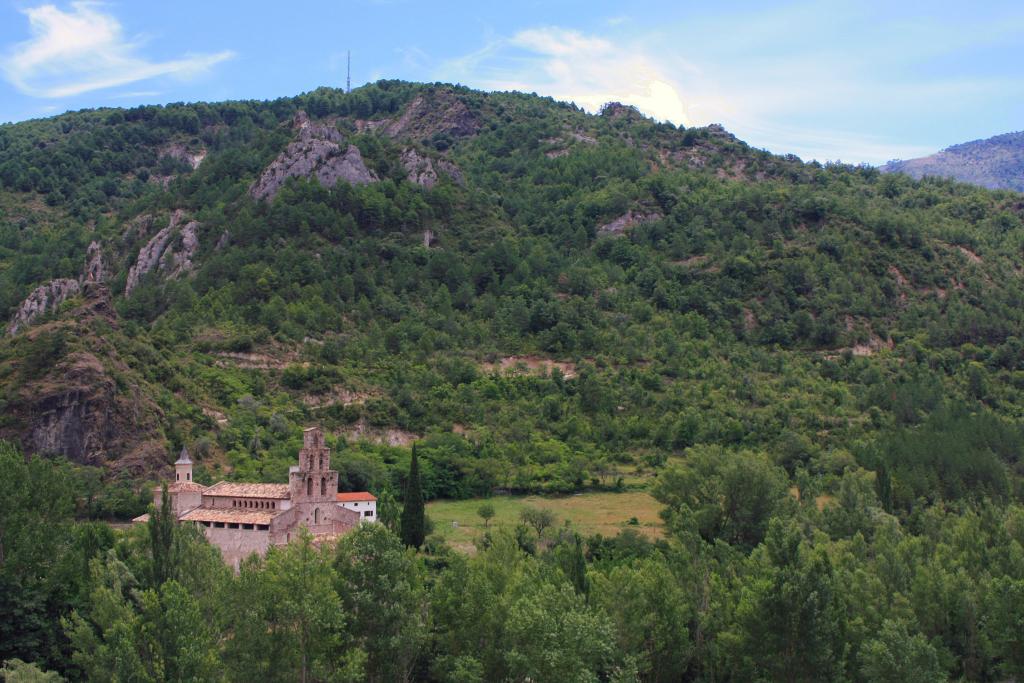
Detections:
[2, 2, 233, 98]
[440, 27, 700, 127]
[435, 22, 1018, 164]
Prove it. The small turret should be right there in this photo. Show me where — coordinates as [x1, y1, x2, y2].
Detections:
[175, 446, 193, 483]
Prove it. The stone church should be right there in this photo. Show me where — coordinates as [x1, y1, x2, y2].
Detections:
[138, 427, 371, 567]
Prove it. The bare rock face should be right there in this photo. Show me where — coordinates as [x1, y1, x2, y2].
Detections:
[401, 148, 464, 188]
[125, 210, 200, 296]
[159, 142, 207, 170]
[27, 352, 116, 466]
[315, 145, 376, 188]
[126, 211, 180, 296]
[250, 111, 377, 201]
[6, 279, 81, 336]
[20, 347, 164, 474]
[161, 219, 199, 279]
[597, 210, 663, 238]
[7, 240, 113, 335]
[84, 241, 105, 283]
[382, 91, 480, 141]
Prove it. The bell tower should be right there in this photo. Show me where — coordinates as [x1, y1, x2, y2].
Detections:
[289, 427, 338, 507]
[175, 446, 193, 483]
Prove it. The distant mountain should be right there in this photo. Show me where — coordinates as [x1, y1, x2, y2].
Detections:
[881, 131, 1024, 192]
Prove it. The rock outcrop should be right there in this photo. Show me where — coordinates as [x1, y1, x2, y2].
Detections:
[159, 142, 207, 170]
[125, 210, 200, 296]
[162, 219, 199, 279]
[84, 241, 105, 283]
[7, 240, 112, 335]
[6, 279, 81, 336]
[250, 111, 377, 201]
[597, 210, 663, 237]
[381, 91, 480, 141]
[20, 344, 165, 474]
[27, 351, 118, 466]
[600, 102, 644, 121]
[401, 148, 464, 188]
[3, 281, 166, 474]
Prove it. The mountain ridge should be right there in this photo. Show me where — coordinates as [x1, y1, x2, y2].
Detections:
[0, 80, 1022, 503]
[881, 130, 1024, 192]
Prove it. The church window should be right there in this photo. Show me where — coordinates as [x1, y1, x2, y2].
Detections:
[307, 478, 313, 496]
[321, 478, 326, 496]
[314, 508, 320, 524]
[319, 454, 323, 470]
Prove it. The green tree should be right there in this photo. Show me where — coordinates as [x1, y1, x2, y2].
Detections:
[653, 446, 788, 549]
[553, 533, 589, 596]
[591, 558, 692, 682]
[223, 531, 363, 683]
[148, 484, 176, 587]
[859, 618, 945, 683]
[983, 577, 1024, 680]
[401, 446, 426, 549]
[476, 502, 495, 529]
[376, 488, 401, 532]
[0, 443, 76, 668]
[63, 553, 154, 683]
[727, 519, 846, 682]
[335, 524, 427, 682]
[0, 659, 65, 682]
[519, 507, 556, 539]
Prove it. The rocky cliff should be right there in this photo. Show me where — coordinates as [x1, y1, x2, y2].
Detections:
[7, 241, 108, 336]
[400, 148, 464, 188]
[250, 111, 377, 201]
[4, 285, 165, 475]
[125, 210, 200, 296]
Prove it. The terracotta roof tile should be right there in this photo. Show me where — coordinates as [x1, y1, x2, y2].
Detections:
[153, 481, 206, 494]
[336, 492, 377, 502]
[203, 482, 290, 499]
[180, 508, 282, 525]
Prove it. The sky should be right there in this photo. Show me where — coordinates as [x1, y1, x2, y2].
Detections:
[0, 0, 1021, 165]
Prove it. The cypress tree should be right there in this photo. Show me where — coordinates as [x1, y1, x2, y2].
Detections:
[400, 444, 425, 549]
[876, 462, 893, 514]
[564, 533, 589, 596]
[149, 483, 176, 586]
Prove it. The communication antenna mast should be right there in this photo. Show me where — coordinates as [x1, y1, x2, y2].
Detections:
[346, 50, 351, 94]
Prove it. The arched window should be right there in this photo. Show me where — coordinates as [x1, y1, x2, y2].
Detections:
[314, 508, 320, 525]
[320, 478, 326, 496]
[319, 454, 324, 470]
[306, 478, 313, 496]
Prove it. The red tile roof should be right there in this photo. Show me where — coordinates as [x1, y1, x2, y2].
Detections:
[180, 507, 283, 525]
[203, 482, 291, 499]
[152, 481, 206, 494]
[336, 492, 377, 502]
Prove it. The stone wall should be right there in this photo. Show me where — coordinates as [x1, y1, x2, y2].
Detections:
[202, 525, 271, 570]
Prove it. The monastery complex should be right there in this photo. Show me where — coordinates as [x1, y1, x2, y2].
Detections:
[136, 427, 377, 567]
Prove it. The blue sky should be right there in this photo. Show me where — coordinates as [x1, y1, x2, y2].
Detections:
[0, 0, 1021, 164]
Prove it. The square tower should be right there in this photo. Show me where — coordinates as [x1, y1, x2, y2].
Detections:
[289, 427, 338, 503]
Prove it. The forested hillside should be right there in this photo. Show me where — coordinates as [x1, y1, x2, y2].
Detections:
[2, 81, 1024, 681]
